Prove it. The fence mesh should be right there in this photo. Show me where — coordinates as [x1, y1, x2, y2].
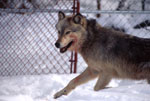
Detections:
[0, 0, 75, 76]
[1, 0, 150, 76]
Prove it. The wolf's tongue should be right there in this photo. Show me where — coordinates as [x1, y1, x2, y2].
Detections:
[60, 47, 67, 53]
[59, 41, 74, 53]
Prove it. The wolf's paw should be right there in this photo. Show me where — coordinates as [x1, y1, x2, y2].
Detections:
[94, 86, 102, 91]
[54, 89, 67, 99]
[94, 86, 111, 91]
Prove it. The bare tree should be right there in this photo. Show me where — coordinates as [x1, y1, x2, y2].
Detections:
[116, 0, 127, 10]
[0, 0, 8, 8]
[134, 20, 150, 29]
[142, 0, 145, 10]
[96, 0, 101, 18]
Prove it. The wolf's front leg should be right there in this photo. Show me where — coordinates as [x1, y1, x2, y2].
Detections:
[54, 67, 99, 99]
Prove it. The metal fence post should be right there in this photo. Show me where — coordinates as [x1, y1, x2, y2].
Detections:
[70, 0, 80, 73]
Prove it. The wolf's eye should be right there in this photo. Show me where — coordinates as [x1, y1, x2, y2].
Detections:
[58, 31, 61, 34]
[65, 31, 71, 35]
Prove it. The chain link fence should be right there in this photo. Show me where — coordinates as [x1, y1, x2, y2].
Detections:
[1, 0, 150, 76]
[0, 0, 76, 76]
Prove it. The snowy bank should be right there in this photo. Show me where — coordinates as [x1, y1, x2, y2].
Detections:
[0, 74, 150, 101]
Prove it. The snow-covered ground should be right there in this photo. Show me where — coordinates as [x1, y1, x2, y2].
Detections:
[0, 74, 150, 101]
[1, 1, 150, 100]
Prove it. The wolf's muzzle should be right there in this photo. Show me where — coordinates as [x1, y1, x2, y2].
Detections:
[55, 42, 60, 48]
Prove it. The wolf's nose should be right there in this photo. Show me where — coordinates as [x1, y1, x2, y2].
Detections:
[55, 42, 60, 48]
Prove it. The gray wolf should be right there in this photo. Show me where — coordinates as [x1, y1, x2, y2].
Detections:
[54, 11, 150, 99]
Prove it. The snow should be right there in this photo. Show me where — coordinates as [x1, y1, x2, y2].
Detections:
[0, 74, 150, 101]
[1, 1, 150, 101]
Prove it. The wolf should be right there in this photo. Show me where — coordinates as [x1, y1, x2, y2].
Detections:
[54, 11, 150, 99]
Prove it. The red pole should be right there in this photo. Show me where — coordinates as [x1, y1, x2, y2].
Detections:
[73, 52, 77, 73]
[70, 52, 73, 73]
[77, 0, 80, 13]
[73, 0, 80, 73]
[70, 0, 76, 73]
[70, 0, 80, 73]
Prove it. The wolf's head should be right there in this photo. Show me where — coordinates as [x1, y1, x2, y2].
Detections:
[55, 11, 88, 53]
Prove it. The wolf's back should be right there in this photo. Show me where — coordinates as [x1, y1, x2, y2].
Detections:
[128, 37, 150, 64]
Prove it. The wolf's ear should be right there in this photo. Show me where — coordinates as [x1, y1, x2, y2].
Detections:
[73, 13, 84, 24]
[58, 11, 65, 21]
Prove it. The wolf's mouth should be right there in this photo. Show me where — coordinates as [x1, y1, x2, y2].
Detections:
[60, 41, 74, 53]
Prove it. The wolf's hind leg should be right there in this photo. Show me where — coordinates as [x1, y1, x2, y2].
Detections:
[54, 67, 99, 99]
[147, 79, 150, 84]
[94, 73, 111, 91]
